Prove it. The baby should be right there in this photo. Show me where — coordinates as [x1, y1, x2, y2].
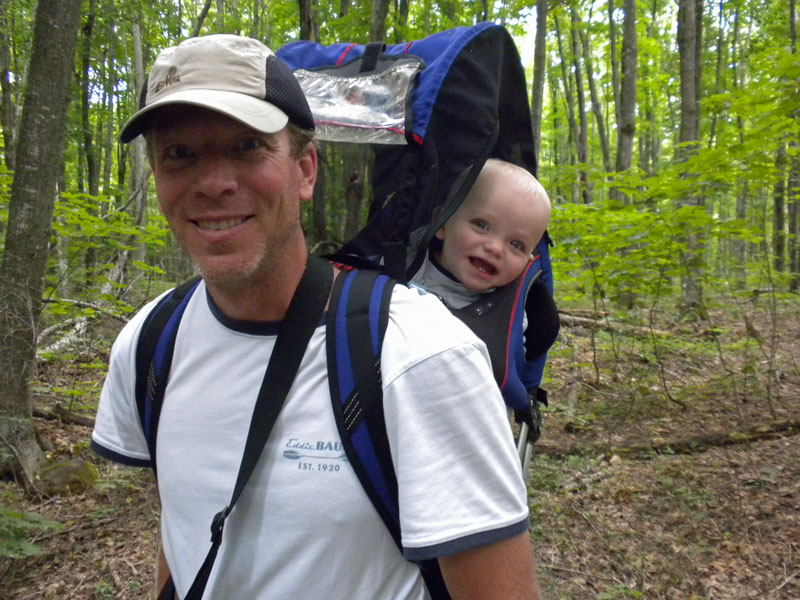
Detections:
[411, 158, 551, 307]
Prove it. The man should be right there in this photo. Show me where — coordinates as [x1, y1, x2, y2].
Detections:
[92, 34, 539, 600]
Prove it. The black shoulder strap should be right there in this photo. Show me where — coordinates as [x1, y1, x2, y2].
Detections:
[181, 255, 333, 600]
[326, 269, 451, 600]
[141, 257, 332, 600]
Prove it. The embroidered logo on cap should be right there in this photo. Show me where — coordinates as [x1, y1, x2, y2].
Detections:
[154, 66, 181, 93]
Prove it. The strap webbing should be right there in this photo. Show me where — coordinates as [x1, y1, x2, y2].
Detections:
[181, 255, 333, 600]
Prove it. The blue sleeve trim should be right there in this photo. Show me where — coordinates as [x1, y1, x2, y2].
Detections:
[402, 517, 530, 561]
[90, 439, 152, 468]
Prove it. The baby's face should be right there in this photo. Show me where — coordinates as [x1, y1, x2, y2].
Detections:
[435, 187, 546, 292]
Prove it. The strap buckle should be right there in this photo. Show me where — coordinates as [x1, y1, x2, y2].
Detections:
[210, 506, 230, 545]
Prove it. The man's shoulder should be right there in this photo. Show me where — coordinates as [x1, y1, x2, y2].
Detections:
[111, 281, 204, 358]
[386, 283, 486, 352]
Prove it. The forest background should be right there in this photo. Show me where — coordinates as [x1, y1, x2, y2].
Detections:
[0, 0, 798, 599]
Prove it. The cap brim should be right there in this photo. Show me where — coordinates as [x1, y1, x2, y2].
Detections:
[119, 89, 290, 143]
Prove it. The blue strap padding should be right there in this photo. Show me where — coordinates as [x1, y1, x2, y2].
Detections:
[504, 238, 555, 396]
[151, 285, 198, 377]
[368, 274, 391, 355]
[333, 271, 357, 401]
[143, 280, 201, 446]
[351, 421, 399, 528]
[501, 262, 542, 410]
[333, 270, 399, 524]
[536, 237, 554, 293]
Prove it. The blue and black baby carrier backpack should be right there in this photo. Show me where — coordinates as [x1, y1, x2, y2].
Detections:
[276, 21, 559, 445]
[135, 23, 559, 600]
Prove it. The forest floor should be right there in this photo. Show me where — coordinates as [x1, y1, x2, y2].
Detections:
[1, 296, 798, 600]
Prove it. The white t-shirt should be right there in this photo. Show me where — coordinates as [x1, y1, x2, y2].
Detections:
[92, 280, 529, 600]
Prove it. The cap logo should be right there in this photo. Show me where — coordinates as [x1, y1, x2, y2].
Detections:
[154, 66, 181, 93]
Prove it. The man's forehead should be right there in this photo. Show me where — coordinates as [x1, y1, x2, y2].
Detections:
[148, 105, 278, 138]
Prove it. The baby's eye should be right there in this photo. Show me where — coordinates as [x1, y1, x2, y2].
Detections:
[472, 219, 489, 230]
[510, 240, 529, 253]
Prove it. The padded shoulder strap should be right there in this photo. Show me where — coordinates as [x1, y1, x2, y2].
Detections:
[134, 276, 202, 473]
[327, 269, 399, 540]
[326, 269, 451, 600]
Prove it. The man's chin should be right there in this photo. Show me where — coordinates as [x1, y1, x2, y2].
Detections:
[193, 258, 264, 289]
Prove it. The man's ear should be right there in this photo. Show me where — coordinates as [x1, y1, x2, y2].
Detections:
[297, 143, 317, 203]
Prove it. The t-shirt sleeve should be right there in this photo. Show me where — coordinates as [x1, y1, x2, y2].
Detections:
[91, 300, 161, 468]
[381, 288, 529, 561]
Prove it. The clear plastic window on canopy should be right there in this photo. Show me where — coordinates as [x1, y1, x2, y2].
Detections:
[294, 57, 423, 145]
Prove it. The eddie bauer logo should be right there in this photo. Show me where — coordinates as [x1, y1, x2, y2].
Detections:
[154, 66, 181, 93]
[283, 438, 348, 469]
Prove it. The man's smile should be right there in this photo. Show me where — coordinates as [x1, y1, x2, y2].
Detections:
[194, 217, 249, 231]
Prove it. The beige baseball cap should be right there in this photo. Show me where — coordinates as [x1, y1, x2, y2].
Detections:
[120, 34, 314, 143]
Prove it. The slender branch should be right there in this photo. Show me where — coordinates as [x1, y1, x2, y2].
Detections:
[41, 297, 129, 323]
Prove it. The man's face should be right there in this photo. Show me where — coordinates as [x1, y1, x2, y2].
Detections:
[148, 107, 316, 290]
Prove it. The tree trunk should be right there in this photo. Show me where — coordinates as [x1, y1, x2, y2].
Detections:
[343, 147, 368, 242]
[370, 0, 390, 43]
[0, 0, 17, 171]
[676, 0, 704, 312]
[548, 64, 563, 201]
[530, 0, 548, 163]
[734, 180, 749, 286]
[102, 19, 116, 208]
[192, 0, 213, 37]
[440, 0, 456, 22]
[554, 13, 580, 204]
[80, 1, 100, 286]
[299, 0, 313, 42]
[569, 8, 590, 204]
[216, 0, 225, 33]
[394, 0, 410, 43]
[638, 0, 659, 178]
[790, 0, 799, 291]
[579, 27, 612, 175]
[731, 2, 749, 286]
[610, 0, 637, 204]
[128, 22, 149, 269]
[0, 0, 83, 490]
[789, 150, 799, 292]
[608, 0, 621, 125]
[707, 0, 724, 149]
[773, 143, 787, 274]
[250, 0, 262, 38]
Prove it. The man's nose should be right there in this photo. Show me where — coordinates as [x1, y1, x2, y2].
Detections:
[194, 155, 239, 198]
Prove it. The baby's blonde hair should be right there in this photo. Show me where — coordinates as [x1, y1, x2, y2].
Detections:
[465, 159, 551, 240]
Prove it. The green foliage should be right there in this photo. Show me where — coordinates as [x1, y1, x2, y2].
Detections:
[47, 190, 170, 306]
[0, 504, 61, 559]
[53, 191, 166, 255]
